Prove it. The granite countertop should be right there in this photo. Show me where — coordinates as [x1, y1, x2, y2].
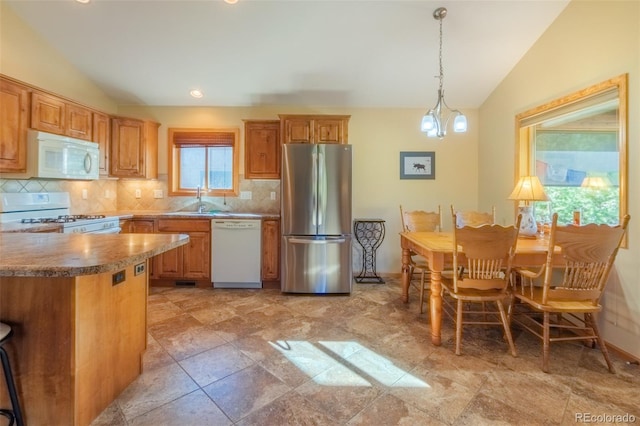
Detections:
[0, 233, 189, 277]
[0, 222, 62, 233]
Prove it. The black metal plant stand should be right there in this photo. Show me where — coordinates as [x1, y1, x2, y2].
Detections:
[353, 218, 386, 283]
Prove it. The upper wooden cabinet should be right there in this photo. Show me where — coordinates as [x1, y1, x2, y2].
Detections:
[244, 120, 280, 179]
[111, 117, 159, 179]
[1, 75, 163, 179]
[0, 78, 30, 172]
[31, 92, 65, 135]
[66, 103, 93, 140]
[31, 91, 93, 141]
[279, 114, 350, 144]
[92, 112, 110, 176]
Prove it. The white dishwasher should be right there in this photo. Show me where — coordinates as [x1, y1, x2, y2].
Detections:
[211, 219, 262, 288]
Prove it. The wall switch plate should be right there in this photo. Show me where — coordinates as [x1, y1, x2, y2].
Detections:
[135, 189, 142, 199]
[153, 189, 163, 199]
[270, 191, 276, 200]
[240, 191, 252, 200]
[81, 189, 88, 200]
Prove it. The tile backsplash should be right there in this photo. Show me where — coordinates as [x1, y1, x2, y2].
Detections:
[0, 175, 280, 214]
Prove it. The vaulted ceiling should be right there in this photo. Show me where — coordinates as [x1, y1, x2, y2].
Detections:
[6, 0, 570, 108]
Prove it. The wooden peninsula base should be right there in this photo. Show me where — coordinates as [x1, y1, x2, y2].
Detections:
[0, 233, 188, 425]
[1, 265, 146, 425]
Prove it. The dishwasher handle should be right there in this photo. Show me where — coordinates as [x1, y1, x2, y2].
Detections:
[212, 220, 260, 230]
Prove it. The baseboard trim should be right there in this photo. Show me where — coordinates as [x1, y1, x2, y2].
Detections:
[605, 341, 640, 365]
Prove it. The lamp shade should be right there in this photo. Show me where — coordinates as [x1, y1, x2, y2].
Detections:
[581, 176, 609, 189]
[508, 176, 549, 202]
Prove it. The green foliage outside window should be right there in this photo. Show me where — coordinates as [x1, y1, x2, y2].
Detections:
[534, 187, 619, 225]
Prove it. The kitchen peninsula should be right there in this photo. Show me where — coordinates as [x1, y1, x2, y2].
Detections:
[0, 232, 189, 426]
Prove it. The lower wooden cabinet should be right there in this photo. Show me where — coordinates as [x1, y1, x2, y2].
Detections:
[261, 218, 280, 282]
[155, 219, 211, 284]
[120, 219, 157, 277]
[121, 216, 281, 287]
[120, 218, 154, 233]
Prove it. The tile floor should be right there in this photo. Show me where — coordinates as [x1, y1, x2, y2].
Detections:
[92, 277, 640, 425]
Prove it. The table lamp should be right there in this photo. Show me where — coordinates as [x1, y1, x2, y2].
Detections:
[508, 176, 549, 237]
[581, 176, 610, 189]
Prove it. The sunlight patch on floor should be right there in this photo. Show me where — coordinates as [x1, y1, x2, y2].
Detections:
[269, 340, 430, 388]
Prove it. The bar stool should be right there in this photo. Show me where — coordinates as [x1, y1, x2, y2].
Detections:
[0, 322, 23, 426]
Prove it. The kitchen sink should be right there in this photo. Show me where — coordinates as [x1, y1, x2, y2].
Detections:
[164, 212, 262, 218]
[164, 211, 211, 216]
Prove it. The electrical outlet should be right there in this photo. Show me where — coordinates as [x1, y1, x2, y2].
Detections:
[240, 191, 252, 200]
[81, 189, 88, 200]
[135, 189, 142, 199]
[134, 263, 145, 276]
[104, 190, 110, 199]
[153, 189, 163, 199]
[270, 191, 276, 200]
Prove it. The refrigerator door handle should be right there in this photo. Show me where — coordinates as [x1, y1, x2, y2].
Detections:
[288, 237, 346, 244]
[317, 150, 326, 227]
[311, 150, 318, 227]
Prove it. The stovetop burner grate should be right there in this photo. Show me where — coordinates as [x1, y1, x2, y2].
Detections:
[59, 215, 107, 220]
[21, 214, 107, 224]
[21, 217, 73, 224]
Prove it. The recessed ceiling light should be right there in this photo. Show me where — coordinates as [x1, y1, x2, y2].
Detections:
[190, 90, 204, 99]
[76, 0, 90, 4]
[224, 0, 239, 4]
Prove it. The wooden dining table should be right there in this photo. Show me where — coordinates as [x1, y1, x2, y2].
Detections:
[400, 231, 558, 346]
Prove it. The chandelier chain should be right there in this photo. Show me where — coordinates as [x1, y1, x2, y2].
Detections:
[438, 13, 444, 93]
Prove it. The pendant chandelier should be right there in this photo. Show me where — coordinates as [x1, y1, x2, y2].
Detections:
[421, 7, 467, 139]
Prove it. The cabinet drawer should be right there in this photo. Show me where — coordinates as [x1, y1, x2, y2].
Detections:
[157, 219, 210, 232]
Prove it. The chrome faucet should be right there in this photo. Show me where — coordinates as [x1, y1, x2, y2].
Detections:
[196, 186, 206, 213]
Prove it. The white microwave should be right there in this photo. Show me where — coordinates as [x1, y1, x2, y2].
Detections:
[26, 129, 100, 180]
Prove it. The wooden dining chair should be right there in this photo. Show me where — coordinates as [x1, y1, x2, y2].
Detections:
[510, 213, 630, 373]
[451, 205, 496, 228]
[441, 213, 521, 356]
[399, 205, 442, 313]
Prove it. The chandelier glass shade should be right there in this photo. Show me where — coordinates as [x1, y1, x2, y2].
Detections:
[421, 7, 467, 139]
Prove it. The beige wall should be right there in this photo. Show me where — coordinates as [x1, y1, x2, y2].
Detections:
[479, 0, 640, 357]
[0, 2, 117, 113]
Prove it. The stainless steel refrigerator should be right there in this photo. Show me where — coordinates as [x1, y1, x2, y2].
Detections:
[281, 143, 352, 293]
